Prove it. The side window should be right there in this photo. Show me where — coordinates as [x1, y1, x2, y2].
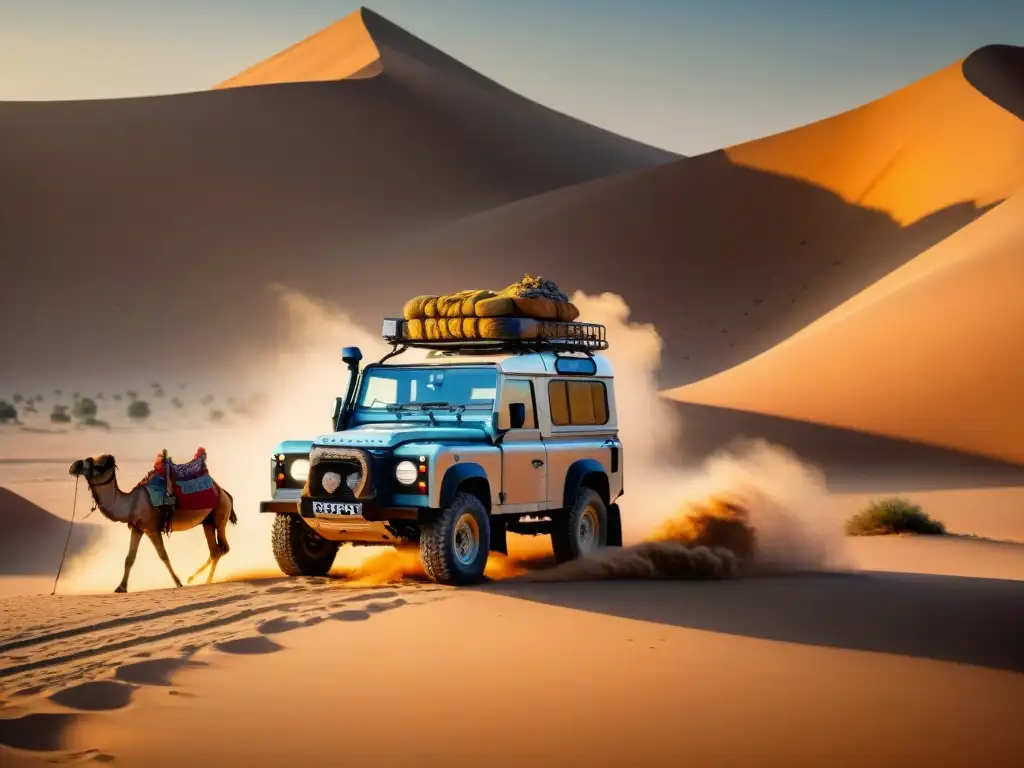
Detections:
[498, 379, 537, 429]
[548, 380, 608, 426]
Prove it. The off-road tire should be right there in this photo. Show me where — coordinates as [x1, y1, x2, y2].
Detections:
[420, 491, 491, 586]
[552, 487, 608, 563]
[271, 513, 339, 577]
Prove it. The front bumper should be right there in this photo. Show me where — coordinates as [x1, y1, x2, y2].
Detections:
[259, 497, 404, 545]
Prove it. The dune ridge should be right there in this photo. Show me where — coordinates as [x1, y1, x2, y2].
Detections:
[668, 193, 1024, 465]
[726, 46, 1024, 225]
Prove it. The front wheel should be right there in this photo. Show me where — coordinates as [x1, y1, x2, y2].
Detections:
[552, 488, 608, 563]
[271, 513, 340, 577]
[419, 491, 491, 585]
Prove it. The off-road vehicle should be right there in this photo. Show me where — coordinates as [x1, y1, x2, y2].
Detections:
[259, 317, 624, 585]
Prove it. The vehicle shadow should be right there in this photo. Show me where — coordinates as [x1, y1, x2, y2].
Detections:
[482, 569, 1024, 674]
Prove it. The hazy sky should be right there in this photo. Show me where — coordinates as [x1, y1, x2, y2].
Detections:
[2, 0, 1021, 154]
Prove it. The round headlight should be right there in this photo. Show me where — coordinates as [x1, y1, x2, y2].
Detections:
[289, 458, 311, 482]
[395, 460, 418, 485]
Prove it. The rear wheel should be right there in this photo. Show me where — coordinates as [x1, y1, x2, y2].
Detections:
[552, 488, 608, 563]
[271, 513, 339, 577]
[420, 491, 491, 585]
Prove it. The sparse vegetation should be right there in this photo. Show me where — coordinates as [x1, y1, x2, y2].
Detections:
[127, 390, 139, 401]
[210, 408, 225, 422]
[845, 498, 946, 536]
[171, 397, 183, 409]
[112, 393, 123, 401]
[127, 400, 151, 422]
[82, 417, 111, 430]
[50, 405, 72, 424]
[12, 393, 23, 404]
[0, 400, 18, 424]
[72, 397, 99, 422]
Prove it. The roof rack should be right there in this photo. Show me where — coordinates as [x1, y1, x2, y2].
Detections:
[380, 317, 609, 356]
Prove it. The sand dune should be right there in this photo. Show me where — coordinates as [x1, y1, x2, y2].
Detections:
[1, 546, 1022, 766]
[0, 8, 673, 385]
[668, 193, 1024, 465]
[726, 45, 1024, 226]
[0, 487, 102, 579]
[388, 45, 1024, 386]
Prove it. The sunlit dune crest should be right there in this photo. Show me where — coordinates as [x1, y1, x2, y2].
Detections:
[726, 53, 1024, 225]
[214, 9, 383, 88]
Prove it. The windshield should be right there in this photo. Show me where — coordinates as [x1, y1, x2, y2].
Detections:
[356, 365, 498, 413]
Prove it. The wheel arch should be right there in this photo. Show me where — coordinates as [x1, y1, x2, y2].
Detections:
[439, 462, 492, 512]
[562, 458, 610, 508]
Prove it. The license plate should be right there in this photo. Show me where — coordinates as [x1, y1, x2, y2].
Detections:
[311, 501, 362, 517]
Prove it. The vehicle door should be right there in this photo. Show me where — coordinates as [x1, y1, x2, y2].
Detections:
[496, 378, 547, 507]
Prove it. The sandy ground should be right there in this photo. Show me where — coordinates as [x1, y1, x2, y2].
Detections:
[1, 538, 1023, 767]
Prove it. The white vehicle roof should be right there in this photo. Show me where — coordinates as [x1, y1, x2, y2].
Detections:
[387, 349, 613, 377]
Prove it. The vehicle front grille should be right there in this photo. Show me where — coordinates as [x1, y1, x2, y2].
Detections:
[309, 460, 364, 501]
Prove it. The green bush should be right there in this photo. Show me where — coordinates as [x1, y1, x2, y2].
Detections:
[845, 498, 946, 536]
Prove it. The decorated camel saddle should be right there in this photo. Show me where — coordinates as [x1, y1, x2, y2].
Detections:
[136, 447, 219, 532]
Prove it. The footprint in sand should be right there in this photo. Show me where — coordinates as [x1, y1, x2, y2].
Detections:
[214, 636, 283, 655]
[363, 598, 408, 613]
[257, 616, 302, 635]
[329, 610, 371, 622]
[49, 680, 137, 712]
[114, 656, 207, 686]
[0, 712, 80, 751]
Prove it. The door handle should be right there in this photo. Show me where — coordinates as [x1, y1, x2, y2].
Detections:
[532, 459, 544, 468]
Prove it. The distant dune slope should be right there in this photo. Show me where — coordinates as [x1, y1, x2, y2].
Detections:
[0, 9, 673, 382]
[0, 487, 102, 576]
[668, 193, 1024, 466]
[391, 46, 1024, 386]
[726, 46, 1024, 225]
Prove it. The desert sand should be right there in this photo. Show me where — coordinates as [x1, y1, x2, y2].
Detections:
[3, 7, 1024, 767]
[667, 193, 1024, 464]
[1, 542, 1023, 767]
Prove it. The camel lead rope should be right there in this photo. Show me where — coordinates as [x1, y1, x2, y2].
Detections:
[52, 476, 80, 596]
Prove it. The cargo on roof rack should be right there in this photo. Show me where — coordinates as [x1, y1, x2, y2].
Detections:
[380, 317, 608, 354]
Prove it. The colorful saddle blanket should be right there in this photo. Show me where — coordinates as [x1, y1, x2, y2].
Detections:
[140, 447, 219, 511]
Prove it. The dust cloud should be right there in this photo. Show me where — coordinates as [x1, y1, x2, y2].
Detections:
[58, 285, 844, 593]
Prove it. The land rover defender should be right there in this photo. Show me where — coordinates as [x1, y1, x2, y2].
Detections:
[259, 318, 624, 585]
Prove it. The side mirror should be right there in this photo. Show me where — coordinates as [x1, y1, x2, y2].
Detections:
[509, 402, 526, 430]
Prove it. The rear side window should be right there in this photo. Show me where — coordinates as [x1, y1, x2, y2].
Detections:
[548, 380, 609, 426]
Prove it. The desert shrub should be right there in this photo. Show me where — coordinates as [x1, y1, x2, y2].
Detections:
[126, 390, 138, 401]
[210, 409, 225, 422]
[82, 417, 110, 430]
[12, 393, 23, 404]
[50, 405, 72, 423]
[0, 400, 17, 423]
[171, 397, 183, 409]
[72, 397, 98, 421]
[128, 400, 151, 422]
[845, 498, 946, 536]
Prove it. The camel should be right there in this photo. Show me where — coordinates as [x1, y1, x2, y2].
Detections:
[68, 453, 236, 593]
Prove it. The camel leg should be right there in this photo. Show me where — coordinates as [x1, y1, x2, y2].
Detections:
[187, 522, 220, 585]
[146, 531, 183, 588]
[116, 526, 144, 593]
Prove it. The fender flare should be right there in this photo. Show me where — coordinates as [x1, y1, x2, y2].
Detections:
[439, 462, 490, 509]
[562, 458, 609, 508]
